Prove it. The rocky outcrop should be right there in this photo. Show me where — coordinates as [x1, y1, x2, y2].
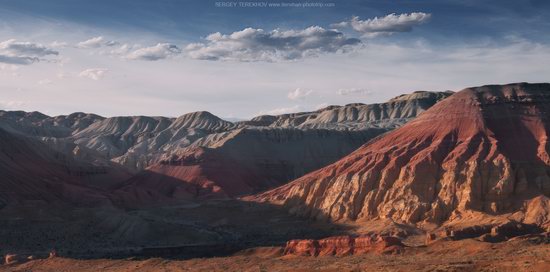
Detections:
[425, 221, 545, 244]
[252, 83, 550, 229]
[283, 235, 404, 256]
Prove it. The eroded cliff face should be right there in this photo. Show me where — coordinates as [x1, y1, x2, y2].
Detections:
[252, 83, 550, 228]
[283, 234, 404, 257]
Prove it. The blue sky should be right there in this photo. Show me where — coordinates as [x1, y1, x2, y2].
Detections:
[0, 0, 549, 118]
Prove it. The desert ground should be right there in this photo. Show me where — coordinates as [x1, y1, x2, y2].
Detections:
[3, 236, 549, 272]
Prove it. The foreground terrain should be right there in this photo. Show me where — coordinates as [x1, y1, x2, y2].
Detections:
[3, 236, 549, 272]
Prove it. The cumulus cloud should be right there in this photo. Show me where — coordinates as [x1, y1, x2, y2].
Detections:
[348, 12, 431, 36]
[288, 88, 314, 100]
[77, 36, 118, 48]
[0, 39, 58, 65]
[337, 88, 372, 96]
[186, 26, 361, 62]
[78, 68, 108, 80]
[126, 43, 181, 61]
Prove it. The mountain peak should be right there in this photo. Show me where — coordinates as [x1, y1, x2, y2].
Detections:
[170, 111, 235, 130]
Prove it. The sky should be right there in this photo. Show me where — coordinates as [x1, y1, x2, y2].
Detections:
[0, 0, 549, 119]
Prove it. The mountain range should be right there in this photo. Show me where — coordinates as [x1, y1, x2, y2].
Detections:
[1, 83, 549, 268]
[1, 90, 451, 204]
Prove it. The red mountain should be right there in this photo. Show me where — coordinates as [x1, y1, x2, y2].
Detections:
[252, 83, 550, 230]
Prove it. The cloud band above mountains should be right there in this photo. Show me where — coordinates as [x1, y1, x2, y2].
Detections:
[0, 12, 430, 65]
[185, 26, 361, 62]
[186, 12, 430, 62]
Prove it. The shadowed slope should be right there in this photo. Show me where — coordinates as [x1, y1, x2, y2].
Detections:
[0, 128, 114, 207]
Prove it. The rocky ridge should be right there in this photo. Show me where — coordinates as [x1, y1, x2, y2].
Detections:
[283, 234, 404, 257]
[241, 91, 453, 130]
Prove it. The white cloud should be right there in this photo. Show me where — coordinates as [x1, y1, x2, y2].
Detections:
[77, 36, 118, 48]
[126, 43, 181, 61]
[349, 12, 431, 36]
[337, 88, 372, 96]
[78, 68, 108, 80]
[0, 39, 58, 65]
[186, 26, 361, 62]
[287, 88, 314, 100]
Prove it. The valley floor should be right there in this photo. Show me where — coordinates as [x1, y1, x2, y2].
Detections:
[2, 237, 549, 272]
